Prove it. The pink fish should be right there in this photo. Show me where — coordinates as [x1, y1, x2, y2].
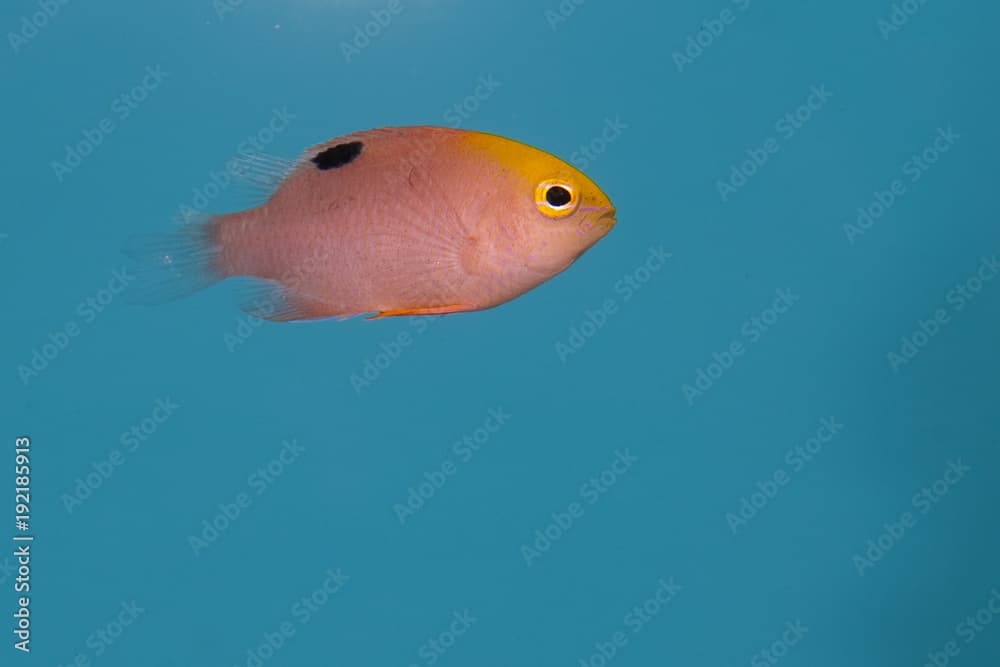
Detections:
[131, 126, 616, 320]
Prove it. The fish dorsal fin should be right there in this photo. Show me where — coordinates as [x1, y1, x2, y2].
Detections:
[229, 152, 301, 206]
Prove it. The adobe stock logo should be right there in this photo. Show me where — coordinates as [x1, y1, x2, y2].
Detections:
[751, 621, 809, 667]
[406, 610, 477, 667]
[725, 417, 844, 534]
[392, 407, 512, 524]
[569, 117, 628, 172]
[61, 397, 180, 514]
[682, 289, 800, 405]
[886, 254, 999, 372]
[443, 75, 502, 128]
[50, 66, 169, 182]
[8, 0, 72, 53]
[520, 449, 638, 566]
[672, 0, 753, 72]
[176, 107, 296, 223]
[555, 245, 670, 363]
[877, 0, 932, 39]
[716, 85, 833, 202]
[349, 315, 442, 394]
[340, 0, 404, 63]
[922, 588, 1000, 667]
[843, 126, 959, 244]
[577, 578, 682, 667]
[187, 438, 305, 557]
[18, 266, 135, 386]
[852, 459, 969, 576]
[232, 567, 350, 667]
[55, 601, 146, 666]
[544, 0, 586, 31]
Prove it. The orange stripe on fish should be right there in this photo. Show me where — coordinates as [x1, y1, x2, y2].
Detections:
[366, 304, 476, 320]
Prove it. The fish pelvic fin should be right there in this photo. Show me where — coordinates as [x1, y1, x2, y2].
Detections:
[124, 216, 224, 305]
[237, 281, 361, 322]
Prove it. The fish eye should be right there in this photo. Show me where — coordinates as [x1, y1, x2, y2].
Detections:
[535, 180, 580, 218]
[546, 186, 571, 207]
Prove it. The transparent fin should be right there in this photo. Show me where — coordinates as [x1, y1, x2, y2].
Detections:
[229, 152, 300, 206]
[123, 217, 223, 305]
[236, 280, 362, 322]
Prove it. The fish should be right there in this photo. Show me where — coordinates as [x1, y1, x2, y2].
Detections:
[129, 126, 617, 321]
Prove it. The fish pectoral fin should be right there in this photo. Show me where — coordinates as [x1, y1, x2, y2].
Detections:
[366, 304, 476, 320]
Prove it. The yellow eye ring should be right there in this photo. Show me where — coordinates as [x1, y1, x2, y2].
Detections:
[535, 180, 580, 218]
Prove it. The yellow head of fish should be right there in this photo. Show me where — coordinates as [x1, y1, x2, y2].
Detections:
[452, 130, 616, 281]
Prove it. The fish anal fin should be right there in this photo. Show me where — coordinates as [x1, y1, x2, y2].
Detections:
[366, 304, 476, 320]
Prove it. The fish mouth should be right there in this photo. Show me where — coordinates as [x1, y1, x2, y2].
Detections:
[599, 207, 617, 227]
[574, 206, 617, 237]
[593, 206, 617, 230]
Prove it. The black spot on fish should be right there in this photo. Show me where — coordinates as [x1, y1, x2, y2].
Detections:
[312, 141, 363, 170]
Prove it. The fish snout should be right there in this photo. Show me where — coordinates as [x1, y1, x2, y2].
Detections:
[598, 207, 617, 228]
[577, 206, 616, 236]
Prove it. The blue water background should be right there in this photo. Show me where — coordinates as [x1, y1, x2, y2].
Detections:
[2, 1, 999, 665]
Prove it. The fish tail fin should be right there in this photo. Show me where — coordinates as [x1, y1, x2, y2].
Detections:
[124, 216, 225, 305]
